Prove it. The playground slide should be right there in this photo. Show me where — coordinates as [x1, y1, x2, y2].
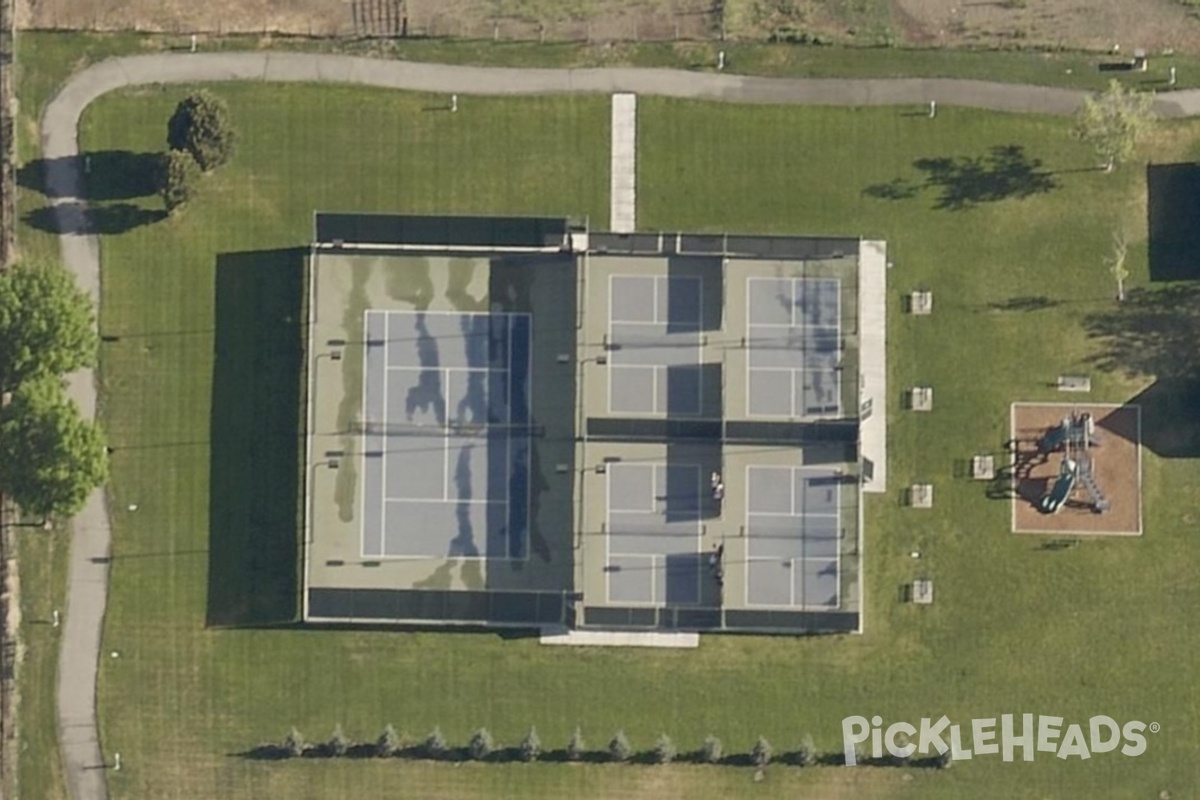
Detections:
[1038, 458, 1077, 514]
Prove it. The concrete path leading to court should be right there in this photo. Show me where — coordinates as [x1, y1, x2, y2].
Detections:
[41, 51, 1200, 800]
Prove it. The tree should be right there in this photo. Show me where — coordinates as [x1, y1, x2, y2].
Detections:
[424, 726, 447, 759]
[751, 736, 774, 768]
[1073, 79, 1156, 172]
[608, 730, 631, 763]
[702, 734, 723, 764]
[167, 90, 237, 172]
[376, 724, 401, 758]
[159, 149, 200, 214]
[653, 733, 677, 765]
[0, 378, 107, 519]
[1108, 229, 1130, 302]
[795, 733, 817, 767]
[519, 726, 541, 763]
[283, 727, 305, 758]
[565, 726, 585, 762]
[327, 724, 349, 757]
[0, 262, 97, 393]
[468, 727, 494, 761]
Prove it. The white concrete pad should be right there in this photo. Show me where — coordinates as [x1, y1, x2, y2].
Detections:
[610, 93, 637, 233]
[539, 628, 699, 648]
[859, 240, 887, 492]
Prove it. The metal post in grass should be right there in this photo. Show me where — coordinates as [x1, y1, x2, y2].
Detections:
[1170, 66, 1177, 86]
[928, 100, 937, 119]
[451, 94, 458, 113]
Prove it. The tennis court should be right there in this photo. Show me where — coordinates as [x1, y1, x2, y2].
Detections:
[746, 277, 842, 417]
[604, 462, 705, 604]
[744, 466, 841, 608]
[607, 274, 704, 415]
[360, 309, 532, 559]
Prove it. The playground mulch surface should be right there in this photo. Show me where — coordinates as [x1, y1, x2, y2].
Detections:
[1010, 403, 1142, 536]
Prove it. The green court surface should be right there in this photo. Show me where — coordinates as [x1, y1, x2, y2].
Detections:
[44, 84, 1200, 800]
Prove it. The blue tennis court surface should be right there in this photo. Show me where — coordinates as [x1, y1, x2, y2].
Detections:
[608, 275, 703, 415]
[746, 277, 842, 417]
[360, 310, 531, 559]
[744, 466, 841, 608]
[604, 463, 704, 605]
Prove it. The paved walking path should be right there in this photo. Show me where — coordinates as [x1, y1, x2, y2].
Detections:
[40, 50, 1200, 800]
[609, 93, 637, 233]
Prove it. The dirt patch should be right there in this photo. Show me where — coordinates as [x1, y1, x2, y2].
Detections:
[894, 0, 1200, 55]
[19, 0, 716, 41]
[1010, 403, 1142, 536]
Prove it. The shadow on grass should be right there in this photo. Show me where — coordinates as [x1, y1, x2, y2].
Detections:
[1147, 163, 1200, 281]
[207, 248, 306, 626]
[1083, 283, 1200, 458]
[22, 203, 166, 235]
[18, 151, 162, 201]
[987, 295, 1063, 312]
[863, 145, 1058, 210]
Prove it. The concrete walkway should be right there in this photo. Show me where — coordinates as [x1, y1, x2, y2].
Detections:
[41, 51, 1200, 800]
[609, 93, 637, 232]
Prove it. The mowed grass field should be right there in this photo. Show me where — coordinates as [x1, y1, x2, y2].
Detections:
[53, 84, 1200, 800]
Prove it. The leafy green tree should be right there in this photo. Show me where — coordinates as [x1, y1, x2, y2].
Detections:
[468, 727, 494, 761]
[702, 734, 723, 764]
[1073, 79, 1156, 172]
[283, 727, 305, 758]
[653, 733, 677, 764]
[376, 724, 401, 757]
[424, 726, 447, 759]
[519, 726, 541, 762]
[327, 724, 349, 757]
[159, 148, 200, 214]
[0, 262, 97, 393]
[0, 378, 107, 519]
[608, 730, 631, 763]
[167, 90, 237, 172]
[751, 736, 773, 768]
[565, 726, 585, 762]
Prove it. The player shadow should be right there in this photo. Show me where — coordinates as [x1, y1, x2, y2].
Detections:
[862, 145, 1058, 210]
[206, 248, 307, 627]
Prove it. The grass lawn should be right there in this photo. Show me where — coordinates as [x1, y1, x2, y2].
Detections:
[22, 78, 1200, 800]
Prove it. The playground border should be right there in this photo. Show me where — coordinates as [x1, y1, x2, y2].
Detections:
[1009, 401, 1142, 536]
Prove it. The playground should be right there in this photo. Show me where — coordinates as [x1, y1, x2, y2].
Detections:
[1009, 403, 1142, 536]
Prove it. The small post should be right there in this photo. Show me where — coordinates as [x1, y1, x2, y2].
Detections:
[928, 100, 937, 119]
[114, 752, 121, 771]
[717, 50, 726, 71]
[1170, 66, 1177, 87]
[190, 34, 197, 52]
[52, 609, 60, 628]
[450, 94, 458, 113]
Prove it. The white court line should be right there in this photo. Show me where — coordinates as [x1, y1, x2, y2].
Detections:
[385, 497, 506, 505]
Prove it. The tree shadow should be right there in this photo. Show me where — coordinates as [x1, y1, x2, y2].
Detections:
[863, 145, 1059, 210]
[206, 248, 306, 626]
[18, 151, 163, 201]
[22, 203, 166, 236]
[1146, 163, 1200, 281]
[1083, 283, 1200, 457]
[987, 295, 1063, 312]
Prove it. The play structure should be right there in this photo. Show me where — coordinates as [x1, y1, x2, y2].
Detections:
[1036, 411, 1110, 514]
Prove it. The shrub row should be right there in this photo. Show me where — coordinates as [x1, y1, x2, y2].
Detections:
[249, 726, 953, 769]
